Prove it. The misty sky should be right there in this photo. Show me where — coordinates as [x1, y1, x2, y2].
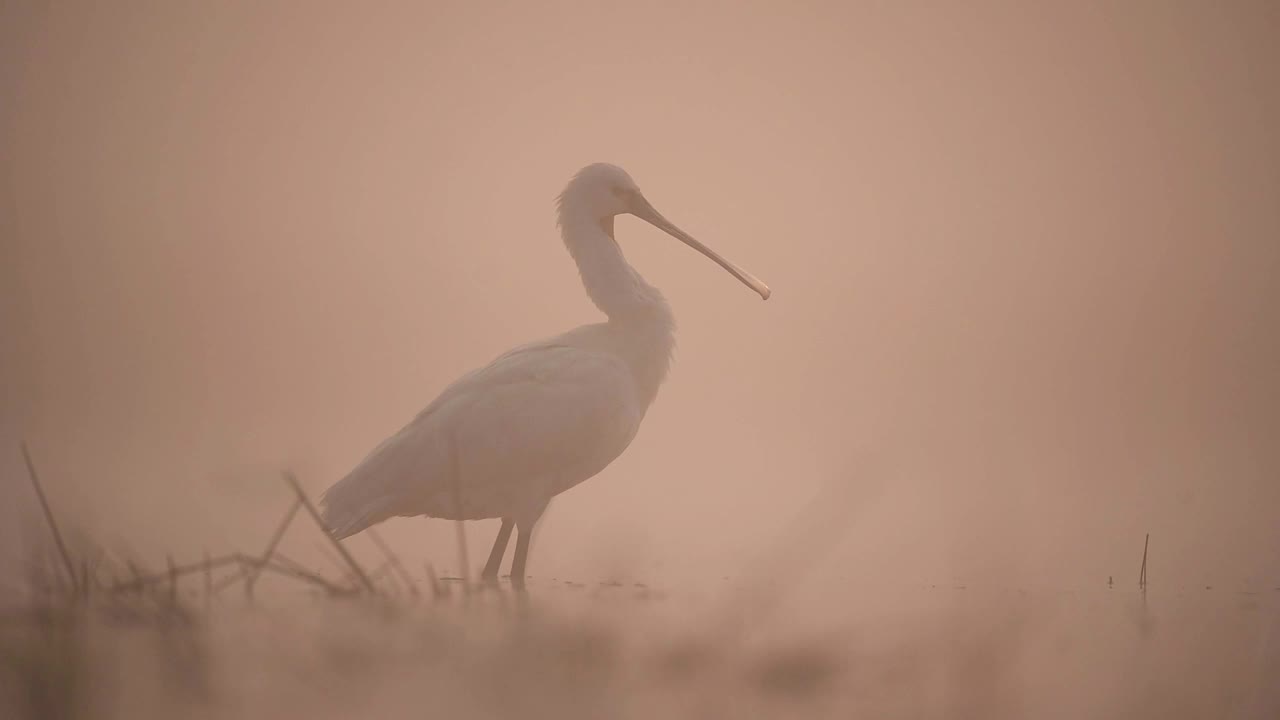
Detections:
[2, 1, 1277, 593]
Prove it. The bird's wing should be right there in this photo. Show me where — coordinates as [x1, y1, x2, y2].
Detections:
[321, 340, 642, 534]
[448, 343, 644, 508]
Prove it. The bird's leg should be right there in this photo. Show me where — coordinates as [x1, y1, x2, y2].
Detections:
[509, 508, 546, 592]
[481, 517, 514, 583]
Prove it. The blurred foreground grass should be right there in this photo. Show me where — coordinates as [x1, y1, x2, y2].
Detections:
[2, 559, 1277, 720]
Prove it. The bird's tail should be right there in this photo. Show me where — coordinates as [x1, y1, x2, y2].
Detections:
[320, 418, 427, 540]
[319, 473, 399, 540]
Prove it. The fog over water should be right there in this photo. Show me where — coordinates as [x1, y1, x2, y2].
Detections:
[3, 1, 1278, 606]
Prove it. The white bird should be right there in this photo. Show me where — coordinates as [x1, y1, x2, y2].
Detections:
[320, 163, 769, 588]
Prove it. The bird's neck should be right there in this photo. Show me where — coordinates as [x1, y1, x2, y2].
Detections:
[559, 210, 674, 328]
[559, 209, 677, 406]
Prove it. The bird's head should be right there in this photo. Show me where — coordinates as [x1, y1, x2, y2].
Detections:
[558, 162, 643, 221]
[558, 163, 771, 300]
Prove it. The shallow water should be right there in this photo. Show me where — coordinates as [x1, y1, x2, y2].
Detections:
[4, 578, 1275, 720]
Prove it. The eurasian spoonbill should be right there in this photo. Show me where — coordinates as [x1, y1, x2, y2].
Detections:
[320, 163, 769, 588]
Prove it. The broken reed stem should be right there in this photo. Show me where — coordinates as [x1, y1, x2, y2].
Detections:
[269, 550, 349, 593]
[367, 527, 420, 597]
[256, 564, 340, 595]
[1139, 532, 1150, 591]
[245, 498, 302, 596]
[268, 552, 312, 576]
[20, 442, 78, 594]
[283, 471, 376, 594]
[229, 553, 350, 596]
[315, 544, 358, 586]
[110, 554, 241, 594]
[255, 556, 350, 596]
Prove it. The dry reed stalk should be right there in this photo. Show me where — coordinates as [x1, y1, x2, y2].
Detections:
[269, 551, 354, 593]
[268, 551, 314, 577]
[237, 554, 348, 595]
[315, 544, 359, 587]
[260, 558, 350, 596]
[20, 442, 78, 595]
[110, 555, 240, 594]
[245, 497, 302, 596]
[227, 552, 349, 595]
[1139, 533, 1149, 591]
[283, 471, 376, 594]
